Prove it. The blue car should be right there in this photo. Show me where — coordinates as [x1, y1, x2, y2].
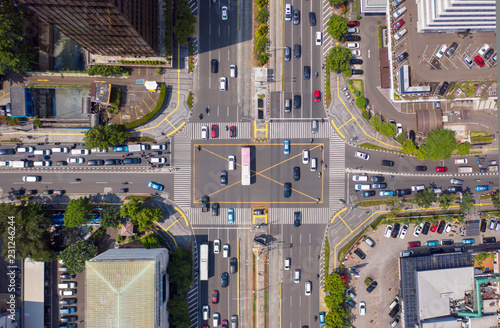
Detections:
[379, 190, 393, 197]
[283, 140, 290, 155]
[148, 181, 164, 191]
[228, 208, 234, 223]
[476, 185, 489, 191]
[319, 312, 325, 326]
[113, 146, 128, 152]
[462, 238, 475, 245]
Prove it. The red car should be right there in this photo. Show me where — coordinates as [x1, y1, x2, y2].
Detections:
[314, 90, 321, 102]
[430, 221, 439, 232]
[435, 166, 447, 172]
[222, 320, 229, 328]
[348, 20, 360, 26]
[474, 55, 485, 67]
[212, 290, 219, 304]
[229, 126, 236, 138]
[408, 241, 421, 248]
[211, 124, 218, 138]
[393, 19, 404, 31]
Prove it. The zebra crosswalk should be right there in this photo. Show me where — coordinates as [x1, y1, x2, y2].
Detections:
[329, 133, 346, 211]
[269, 207, 333, 225]
[186, 122, 252, 140]
[186, 208, 252, 225]
[269, 121, 330, 139]
[173, 128, 192, 209]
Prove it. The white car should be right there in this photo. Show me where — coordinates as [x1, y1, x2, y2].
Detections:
[355, 151, 370, 160]
[413, 223, 422, 236]
[384, 225, 393, 238]
[284, 257, 291, 270]
[444, 223, 452, 234]
[67, 157, 85, 164]
[219, 77, 227, 91]
[352, 175, 368, 181]
[399, 225, 408, 239]
[285, 3, 292, 21]
[201, 125, 208, 140]
[214, 239, 221, 254]
[346, 42, 360, 49]
[478, 43, 489, 56]
[396, 123, 403, 135]
[202, 305, 210, 321]
[394, 28, 407, 41]
[213, 312, 220, 327]
[454, 158, 468, 164]
[305, 281, 312, 296]
[435, 44, 447, 59]
[228, 155, 236, 171]
[359, 301, 366, 315]
[222, 244, 230, 258]
[302, 149, 310, 164]
[71, 149, 90, 155]
[315, 31, 322, 46]
[221, 6, 228, 20]
[351, 50, 361, 57]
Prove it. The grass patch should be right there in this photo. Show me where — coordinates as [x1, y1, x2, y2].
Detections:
[325, 69, 331, 107]
[124, 84, 167, 130]
[370, 215, 387, 230]
[188, 43, 194, 73]
[0, 138, 20, 142]
[27, 84, 90, 89]
[119, 60, 166, 65]
[127, 136, 155, 143]
[108, 87, 121, 114]
[352, 0, 360, 13]
[264, 291, 268, 314]
[187, 92, 193, 110]
[470, 131, 488, 138]
[357, 200, 388, 206]
[359, 143, 401, 153]
[471, 136, 493, 144]
[124, 195, 153, 201]
[349, 79, 364, 97]
[324, 237, 330, 275]
[337, 227, 370, 268]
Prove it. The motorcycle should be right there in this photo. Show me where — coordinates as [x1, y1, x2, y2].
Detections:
[319, 146, 323, 152]
[225, 125, 229, 131]
[315, 72, 319, 78]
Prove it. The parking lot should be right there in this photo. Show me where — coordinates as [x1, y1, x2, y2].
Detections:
[389, 1, 496, 88]
[51, 260, 85, 327]
[342, 220, 499, 327]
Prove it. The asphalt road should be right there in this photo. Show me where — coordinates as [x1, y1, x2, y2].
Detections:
[281, 1, 324, 119]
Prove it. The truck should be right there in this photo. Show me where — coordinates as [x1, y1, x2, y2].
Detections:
[200, 243, 209, 281]
[9, 160, 28, 168]
[201, 196, 209, 212]
[60, 307, 76, 315]
[457, 166, 473, 173]
[488, 165, 498, 172]
[127, 144, 150, 152]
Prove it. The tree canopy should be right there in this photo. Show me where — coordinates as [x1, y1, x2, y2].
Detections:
[120, 197, 163, 231]
[64, 197, 94, 228]
[0, 203, 56, 262]
[492, 193, 500, 210]
[326, 46, 352, 73]
[173, 0, 197, 46]
[59, 241, 98, 274]
[380, 122, 397, 138]
[326, 14, 348, 42]
[167, 294, 191, 328]
[438, 193, 455, 210]
[402, 140, 417, 155]
[323, 273, 348, 328]
[100, 206, 121, 229]
[457, 142, 472, 156]
[83, 124, 129, 150]
[422, 128, 457, 160]
[370, 114, 382, 131]
[413, 188, 436, 208]
[0, 2, 35, 73]
[459, 191, 475, 213]
[355, 97, 367, 109]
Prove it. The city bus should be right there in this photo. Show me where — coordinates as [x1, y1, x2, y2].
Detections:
[200, 243, 209, 281]
[241, 147, 251, 185]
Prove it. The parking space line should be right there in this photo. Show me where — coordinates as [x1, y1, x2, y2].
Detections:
[386, 278, 400, 296]
[386, 266, 399, 284]
[385, 260, 398, 275]
[418, 45, 429, 65]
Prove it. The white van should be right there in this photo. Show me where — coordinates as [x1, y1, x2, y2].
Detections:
[450, 178, 464, 185]
[294, 269, 300, 283]
[393, 6, 407, 19]
[58, 283, 69, 289]
[352, 175, 368, 181]
[68, 282, 77, 288]
[310, 158, 317, 171]
[22, 176, 40, 182]
[33, 161, 51, 167]
[315, 31, 322, 46]
[151, 144, 167, 150]
[201, 126, 208, 140]
[284, 257, 291, 270]
[454, 158, 468, 164]
[91, 147, 108, 153]
[285, 4, 292, 21]
[151, 157, 166, 164]
[52, 147, 69, 153]
[230, 65, 237, 78]
[411, 185, 425, 191]
[71, 149, 90, 155]
[223, 244, 230, 258]
[354, 184, 370, 190]
[59, 267, 68, 272]
[0, 161, 9, 167]
[17, 147, 34, 153]
[59, 290, 74, 296]
[34, 149, 51, 155]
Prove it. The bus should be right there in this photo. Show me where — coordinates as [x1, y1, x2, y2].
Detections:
[200, 243, 209, 281]
[241, 147, 251, 185]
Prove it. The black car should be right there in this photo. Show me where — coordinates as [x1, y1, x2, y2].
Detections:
[441, 239, 454, 245]
[253, 209, 265, 215]
[294, 44, 301, 58]
[422, 221, 430, 235]
[396, 52, 409, 62]
[351, 69, 363, 75]
[345, 35, 361, 42]
[446, 42, 458, 57]
[309, 12, 316, 26]
[361, 191, 376, 197]
[105, 159, 121, 165]
[437, 220, 446, 234]
[416, 166, 427, 171]
[388, 304, 400, 318]
[395, 189, 411, 196]
[485, 48, 494, 60]
[212, 202, 219, 217]
[354, 249, 366, 260]
[304, 66, 311, 80]
[230, 258, 237, 274]
[483, 237, 496, 244]
[391, 223, 400, 238]
[87, 160, 104, 166]
[382, 160, 394, 166]
[366, 281, 378, 293]
[221, 272, 229, 287]
[117, 188, 129, 193]
[294, 95, 301, 109]
[284, 182, 292, 198]
[220, 170, 228, 186]
[350, 58, 363, 65]
[211, 59, 218, 73]
[430, 248, 444, 254]
[293, 9, 300, 25]
[294, 211, 301, 227]
[293, 166, 300, 181]
[370, 176, 384, 182]
[0, 149, 14, 155]
[480, 219, 487, 232]
[122, 158, 141, 164]
[438, 81, 450, 95]
[409, 130, 416, 141]
[448, 186, 463, 193]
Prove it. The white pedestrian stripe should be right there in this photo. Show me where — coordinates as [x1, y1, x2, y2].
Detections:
[329, 133, 346, 211]
[173, 128, 192, 209]
[270, 121, 330, 139]
[186, 208, 252, 225]
[187, 122, 252, 140]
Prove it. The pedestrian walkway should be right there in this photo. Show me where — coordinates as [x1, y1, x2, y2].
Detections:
[329, 133, 346, 211]
[173, 128, 193, 209]
[269, 121, 330, 139]
[186, 122, 252, 140]
[186, 208, 252, 225]
[269, 207, 333, 224]
[188, 238, 200, 328]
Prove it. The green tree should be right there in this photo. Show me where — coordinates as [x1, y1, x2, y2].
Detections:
[87, 65, 129, 76]
[167, 294, 191, 328]
[141, 234, 161, 249]
[459, 191, 475, 213]
[0, 2, 35, 73]
[421, 128, 457, 160]
[101, 206, 121, 229]
[121, 198, 162, 231]
[415, 147, 429, 160]
[395, 132, 407, 144]
[326, 46, 352, 73]
[385, 196, 403, 218]
[167, 248, 193, 294]
[329, 0, 346, 5]
[325, 293, 344, 309]
[256, 6, 269, 24]
[64, 197, 94, 228]
[413, 188, 436, 208]
[457, 142, 472, 156]
[0, 203, 56, 262]
[324, 273, 346, 295]
[325, 304, 349, 328]
[380, 122, 397, 138]
[370, 114, 382, 131]
[355, 97, 367, 109]
[83, 124, 129, 150]
[402, 140, 417, 155]
[59, 241, 98, 274]
[326, 14, 348, 41]
[438, 193, 455, 210]
[33, 117, 43, 128]
[492, 193, 500, 210]
[173, 0, 197, 45]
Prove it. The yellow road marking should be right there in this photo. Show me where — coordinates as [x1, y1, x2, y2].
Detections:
[174, 206, 189, 227]
[338, 215, 353, 232]
[330, 207, 347, 224]
[153, 220, 178, 248]
[338, 117, 354, 129]
[330, 119, 345, 138]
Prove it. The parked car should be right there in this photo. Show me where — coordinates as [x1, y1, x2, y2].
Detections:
[354, 248, 366, 260]
[391, 223, 401, 238]
[347, 20, 360, 26]
[463, 55, 474, 68]
[480, 219, 487, 232]
[345, 35, 361, 42]
[366, 281, 378, 293]
[483, 237, 496, 244]
[474, 55, 485, 67]
[422, 221, 430, 235]
[396, 52, 409, 62]
[384, 225, 393, 238]
[393, 19, 404, 30]
[438, 82, 450, 95]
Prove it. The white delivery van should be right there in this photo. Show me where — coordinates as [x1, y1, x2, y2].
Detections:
[34, 149, 51, 155]
[58, 283, 69, 289]
[230, 65, 236, 78]
[52, 147, 69, 153]
[71, 149, 90, 155]
[16, 147, 34, 153]
[59, 290, 74, 296]
[354, 184, 370, 190]
[150, 157, 166, 164]
[151, 144, 167, 150]
[310, 158, 317, 171]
